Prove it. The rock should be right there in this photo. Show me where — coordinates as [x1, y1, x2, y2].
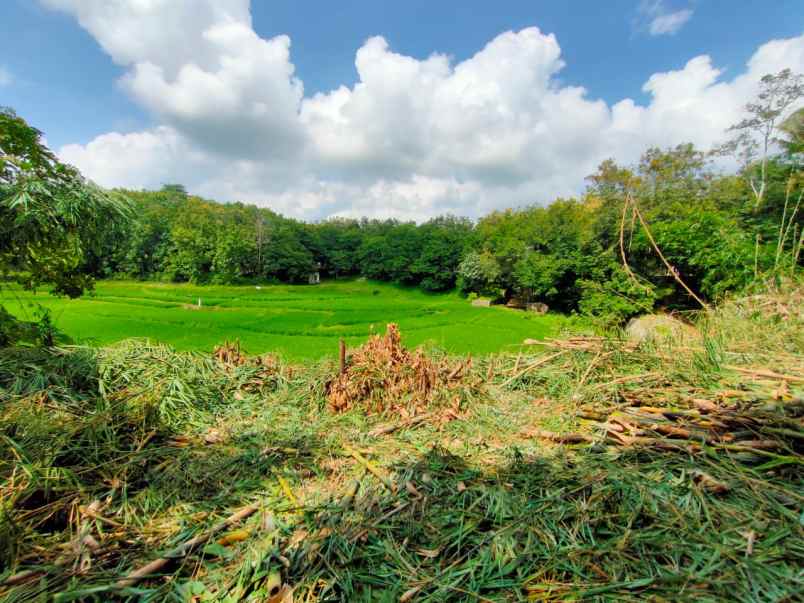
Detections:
[506, 298, 526, 309]
[471, 298, 492, 307]
[526, 302, 549, 314]
[625, 314, 700, 343]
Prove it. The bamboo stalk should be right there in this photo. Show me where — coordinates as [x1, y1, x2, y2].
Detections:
[523, 428, 595, 444]
[1, 500, 104, 587]
[115, 503, 259, 588]
[368, 413, 432, 437]
[344, 446, 395, 491]
[724, 366, 804, 382]
[502, 352, 565, 386]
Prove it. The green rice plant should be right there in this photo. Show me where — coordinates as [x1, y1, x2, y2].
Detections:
[1, 279, 570, 360]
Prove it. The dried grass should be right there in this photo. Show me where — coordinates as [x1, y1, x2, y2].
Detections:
[325, 324, 472, 419]
[0, 287, 802, 601]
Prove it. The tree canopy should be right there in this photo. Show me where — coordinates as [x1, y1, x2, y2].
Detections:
[0, 107, 130, 343]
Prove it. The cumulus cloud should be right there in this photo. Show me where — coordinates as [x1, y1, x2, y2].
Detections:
[638, 1, 693, 36]
[43, 0, 304, 159]
[45, 1, 804, 221]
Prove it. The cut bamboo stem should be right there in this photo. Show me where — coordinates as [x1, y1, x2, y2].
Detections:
[344, 446, 395, 491]
[115, 503, 259, 588]
[368, 413, 432, 437]
[724, 365, 804, 383]
[524, 428, 595, 444]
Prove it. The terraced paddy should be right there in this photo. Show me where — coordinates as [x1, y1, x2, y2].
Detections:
[2, 280, 569, 360]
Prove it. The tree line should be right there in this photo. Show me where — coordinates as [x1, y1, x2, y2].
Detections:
[84, 190, 475, 292]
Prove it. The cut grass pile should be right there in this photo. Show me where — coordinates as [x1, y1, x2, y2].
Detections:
[0, 285, 802, 601]
[0, 280, 570, 360]
[326, 323, 476, 419]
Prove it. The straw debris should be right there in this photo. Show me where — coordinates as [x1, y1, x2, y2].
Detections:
[0, 287, 802, 601]
[326, 323, 472, 419]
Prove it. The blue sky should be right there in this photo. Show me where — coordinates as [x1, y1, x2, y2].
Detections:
[1, 1, 802, 220]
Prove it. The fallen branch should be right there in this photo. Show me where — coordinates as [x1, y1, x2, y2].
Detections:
[368, 413, 433, 437]
[115, 503, 259, 588]
[724, 366, 804, 383]
[523, 428, 595, 444]
[628, 193, 710, 310]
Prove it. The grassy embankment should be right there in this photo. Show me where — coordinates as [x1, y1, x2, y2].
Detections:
[0, 285, 802, 601]
[1, 280, 568, 360]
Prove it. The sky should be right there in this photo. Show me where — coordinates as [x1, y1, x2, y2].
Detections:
[1, 0, 803, 221]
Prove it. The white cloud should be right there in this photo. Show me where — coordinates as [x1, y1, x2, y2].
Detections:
[0, 66, 11, 86]
[43, 1, 804, 221]
[638, 1, 693, 36]
[43, 0, 305, 159]
[649, 9, 693, 35]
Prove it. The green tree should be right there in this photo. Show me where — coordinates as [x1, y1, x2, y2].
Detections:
[164, 198, 220, 282]
[457, 251, 501, 297]
[778, 107, 804, 157]
[263, 224, 315, 282]
[411, 216, 471, 291]
[717, 69, 803, 207]
[0, 107, 130, 343]
[513, 252, 571, 303]
[160, 183, 188, 195]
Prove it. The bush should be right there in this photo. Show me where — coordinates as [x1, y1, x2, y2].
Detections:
[578, 266, 657, 325]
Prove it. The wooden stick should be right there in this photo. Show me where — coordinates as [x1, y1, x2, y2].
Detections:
[523, 428, 595, 444]
[339, 339, 346, 375]
[368, 413, 432, 437]
[447, 359, 467, 381]
[724, 365, 804, 383]
[1, 569, 44, 587]
[511, 351, 522, 375]
[115, 503, 259, 588]
[648, 424, 694, 439]
[588, 372, 661, 391]
[502, 352, 564, 386]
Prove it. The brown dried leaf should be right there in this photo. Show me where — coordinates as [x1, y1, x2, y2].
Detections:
[691, 470, 730, 494]
[416, 548, 440, 558]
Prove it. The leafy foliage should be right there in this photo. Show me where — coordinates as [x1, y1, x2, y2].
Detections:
[0, 107, 130, 344]
[0, 108, 130, 297]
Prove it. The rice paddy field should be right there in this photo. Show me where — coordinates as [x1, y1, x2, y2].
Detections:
[0, 280, 569, 360]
